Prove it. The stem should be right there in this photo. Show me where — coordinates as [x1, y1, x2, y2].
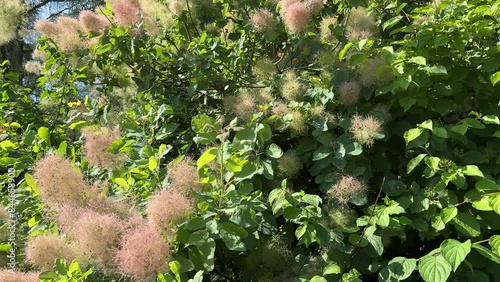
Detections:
[218, 139, 225, 211]
[473, 238, 490, 245]
[349, 177, 386, 268]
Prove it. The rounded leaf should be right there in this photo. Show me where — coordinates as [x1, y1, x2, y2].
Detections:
[418, 253, 452, 282]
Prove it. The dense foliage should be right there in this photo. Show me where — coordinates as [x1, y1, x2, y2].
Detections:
[1, 0, 500, 281]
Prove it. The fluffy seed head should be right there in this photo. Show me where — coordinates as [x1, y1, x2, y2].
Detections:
[281, 71, 303, 101]
[79, 10, 110, 33]
[116, 225, 170, 279]
[82, 126, 127, 169]
[25, 234, 77, 271]
[0, 205, 9, 221]
[168, 0, 187, 16]
[338, 81, 362, 106]
[51, 16, 87, 51]
[370, 104, 392, 123]
[279, 0, 299, 16]
[168, 157, 202, 194]
[278, 150, 302, 178]
[24, 61, 44, 75]
[252, 57, 276, 81]
[310, 105, 325, 118]
[282, 2, 310, 34]
[224, 89, 272, 121]
[305, 0, 324, 15]
[289, 110, 307, 135]
[251, 9, 276, 33]
[34, 19, 61, 37]
[70, 210, 124, 271]
[346, 7, 378, 40]
[224, 95, 255, 121]
[146, 189, 194, 236]
[243, 236, 294, 280]
[272, 101, 291, 116]
[320, 16, 338, 42]
[350, 114, 382, 147]
[357, 57, 393, 87]
[139, 0, 173, 30]
[0, 270, 39, 282]
[327, 206, 358, 230]
[110, 0, 141, 26]
[328, 175, 367, 205]
[0, 0, 25, 45]
[33, 154, 92, 210]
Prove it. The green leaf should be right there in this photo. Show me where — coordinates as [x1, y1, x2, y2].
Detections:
[490, 71, 500, 85]
[450, 123, 468, 135]
[323, 263, 341, 275]
[452, 213, 481, 237]
[472, 196, 493, 211]
[423, 65, 448, 75]
[418, 253, 452, 282]
[197, 147, 217, 167]
[148, 156, 157, 171]
[482, 115, 500, 125]
[404, 128, 424, 145]
[310, 276, 328, 282]
[382, 16, 403, 31]
[266, 143, 283, 159]
[114, 178, 130, 190]
[407, 154, 426, 173]
[490, 194, 500, 215]
[476, 179, 500, 192]
[365, 233, 384, 255]
[37, 126, 50, 143]
[39, 271, 60, 279]
[57, 141, 67, 156]
[339, 42, 353, 61]
[425, 156, 440, 172]
[387, 257, 417, 280]
[312, 147, 332, 161]
[440, 239, 471, 271]
[68, 120, 87, 130]
[433, 127, 448, 138]
[472, 244, 500, 264]
[418, 120, 433, 130]
[409, 56, 427, 66]
[490, 235, 500, 256]
[461, 165, 483, 177]
[107, 138, 126, 153]
[0, 140, 16, 150]
[219, 225, 246, 251]
[440, 207, 458, 224]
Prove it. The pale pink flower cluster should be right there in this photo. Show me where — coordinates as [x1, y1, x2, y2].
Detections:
[33, 154, 93, 210]
[328, 175, 368, 204]
[346, 7, 378, 40]
[280, 0, 311, 34]
[279, 0, 322, 34]
[115, 225, 170, 279]
[34, 10, 110, 52]
[109, 0, 141, 26]
[68, 210, 125, 271]
[25, 234, 78, 271]
[338, 81, 362, 106]
[168, 157, 202, 194]
[350, 114, 382, 147]
[31, 152, 174, 278]
[82, 126, 127, 169]
[0, 270, 39, 282]
[251, 9, 276, 33]
[146, 189, 194, 237]
[79, 10, 111, 33]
